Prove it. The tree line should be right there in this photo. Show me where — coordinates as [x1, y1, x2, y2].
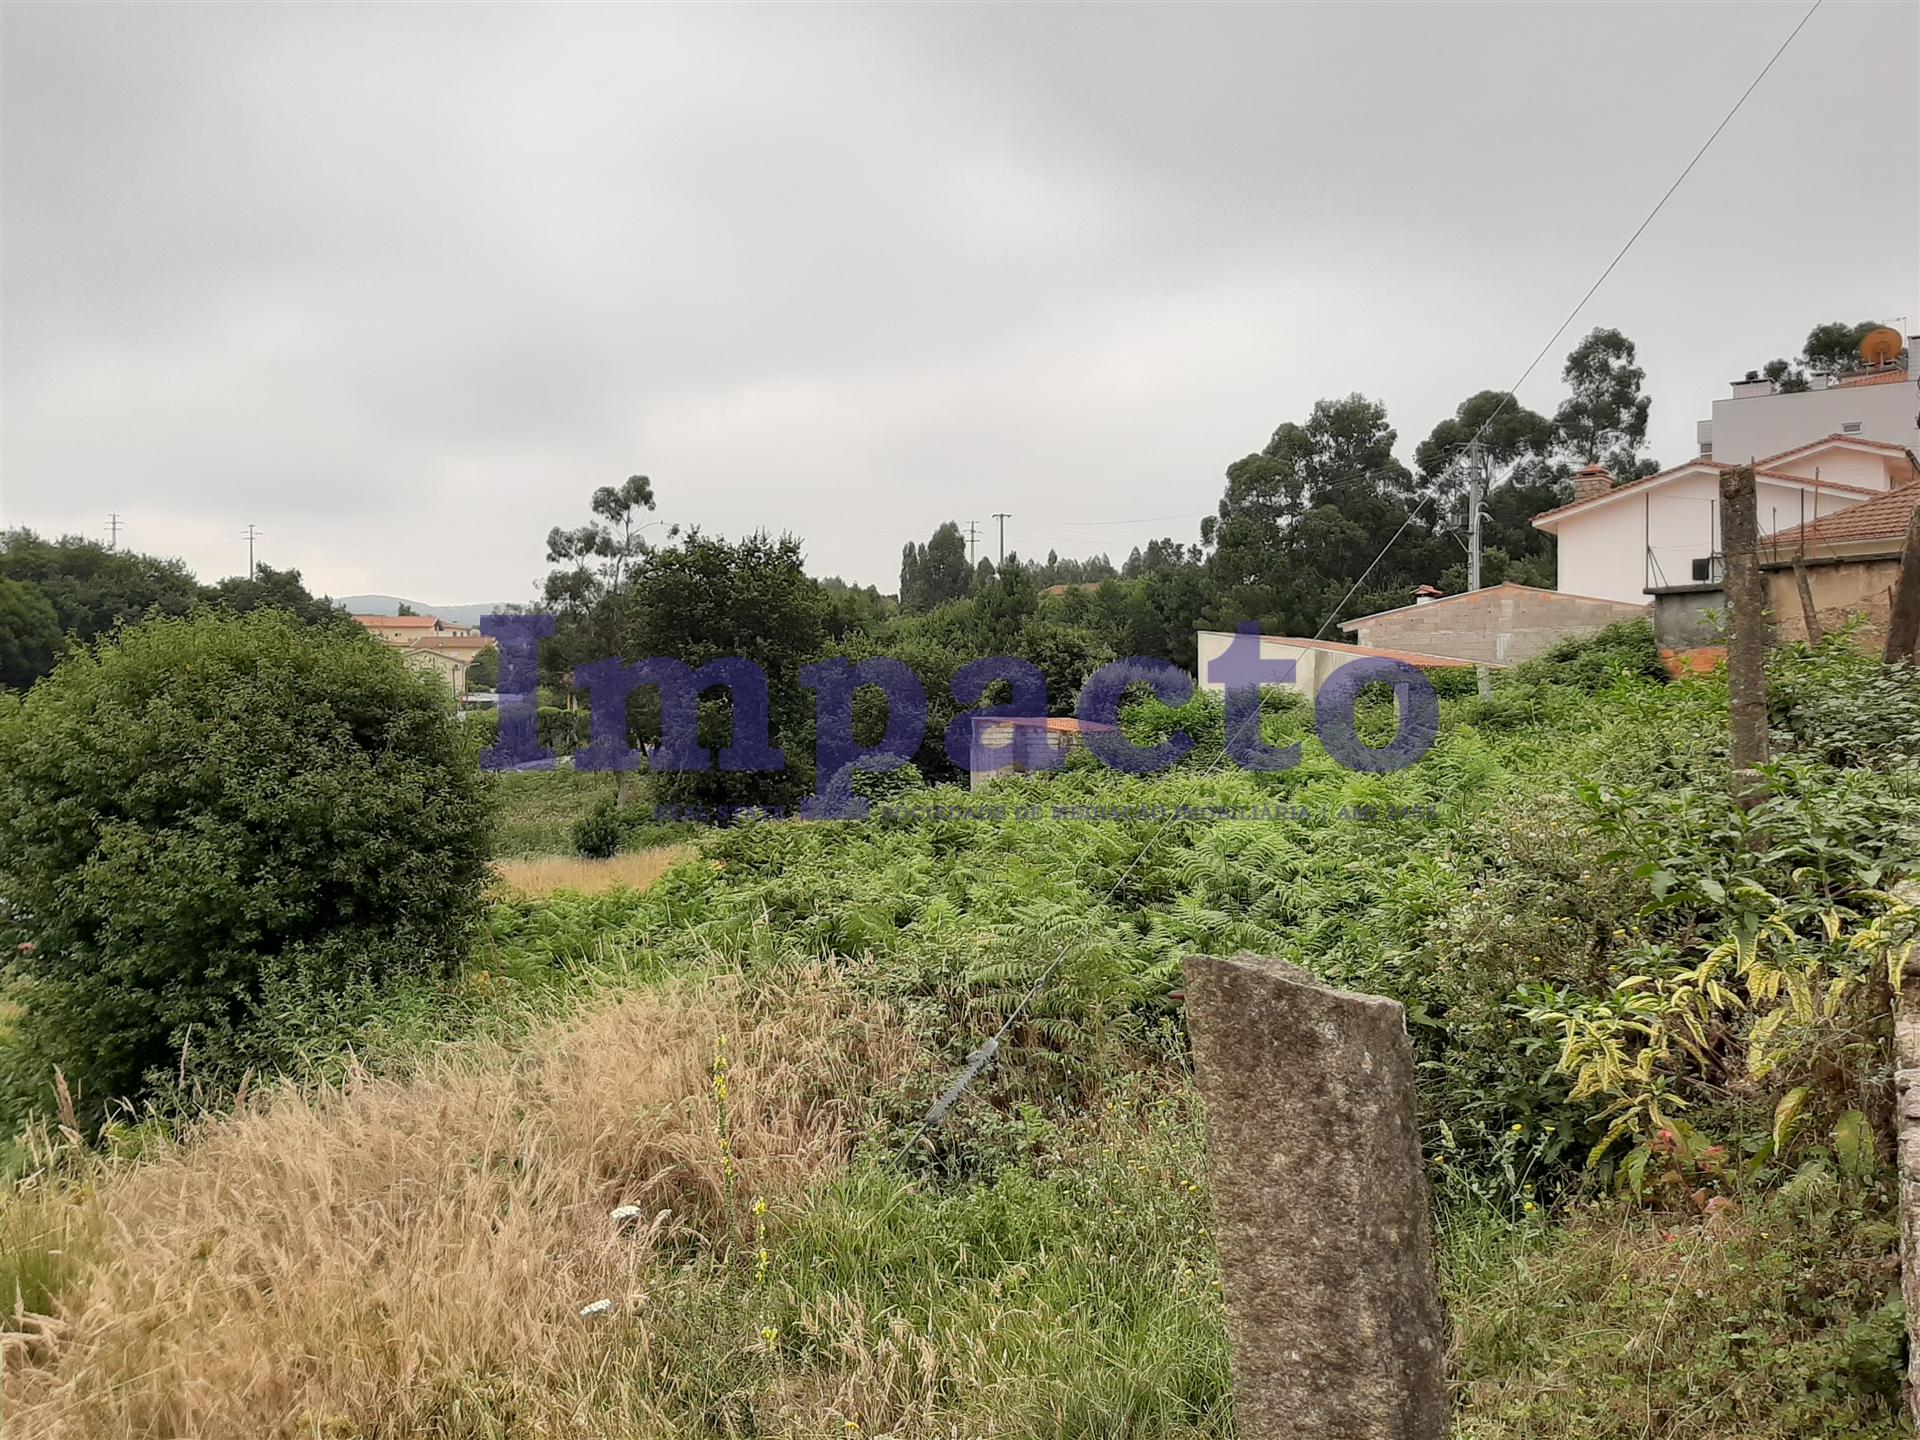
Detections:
[0, 531, 354, 690]
[3, 318, 1871, 815]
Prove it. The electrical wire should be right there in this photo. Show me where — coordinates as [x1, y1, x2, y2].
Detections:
[896, 0, 1827, 1152]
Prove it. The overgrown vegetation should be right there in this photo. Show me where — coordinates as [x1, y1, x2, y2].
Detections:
[2, 622, 1915, 1437]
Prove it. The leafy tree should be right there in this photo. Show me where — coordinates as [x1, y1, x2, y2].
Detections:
[1802, 320, 1899, 375]
[0, 611, 491, 1122]
[1416, 391, 1565, 584]
[1031, 550, 1118, 587]
[465, 644, 500, 693]
[898, 542, 922, 612]
[203, 564, 354, 631]
[590, 474, 658, 596]
[818, 576, 890, 641]
[0, 529, 201, 650]
[543, 474, 659, 616]
[1121, 538, 1197, 579]
[1205, 394, 1435, 633]
[1553, 328, 1656, 479]
[899, 522, 974, 612]
[397, 602, 418, 616]
[616, 529, 827, 816]
[971, 556, 1039, 650]
[1016, 618, 1115, 713]
[0, 578, 62, 690]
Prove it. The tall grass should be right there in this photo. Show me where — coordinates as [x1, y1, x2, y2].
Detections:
[3, 969, 920, 1438]
[494, 844, 694, 899]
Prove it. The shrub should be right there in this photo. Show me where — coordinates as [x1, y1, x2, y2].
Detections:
[571, 798, 624, 858]
[1516, 618, 1667, 692]
[850, 759, 926, 805]
[0, 611, 493, 1123]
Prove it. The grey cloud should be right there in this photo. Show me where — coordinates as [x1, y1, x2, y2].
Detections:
[3, 3, 1913, 598]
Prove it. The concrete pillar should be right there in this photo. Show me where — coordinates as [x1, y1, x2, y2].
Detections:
[1183, 952, 1448, 1439]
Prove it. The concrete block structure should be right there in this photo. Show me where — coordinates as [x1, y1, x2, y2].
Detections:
[1339, 582, 1648, 666]
[968, 715, 1116, 790]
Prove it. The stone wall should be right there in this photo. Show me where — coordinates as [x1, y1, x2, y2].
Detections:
[1761, 552, 1903, 649]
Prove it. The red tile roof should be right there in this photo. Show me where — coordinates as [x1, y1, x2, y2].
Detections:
[1767, 485, 1920, 549]
[354, 614, 444, 628]
[1832, 367, 1911, 388]
[1532, 458, 1879, 527]
[406, 635, 493, 653]
[1532, 459, 1726, 524]
[972, 715, 1118, 733]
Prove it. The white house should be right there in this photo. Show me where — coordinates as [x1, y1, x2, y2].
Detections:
[1700, 345, 1919, 464]
[1532, 433, 1919, 605]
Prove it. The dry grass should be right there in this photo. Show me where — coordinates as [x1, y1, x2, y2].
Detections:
[493, 843, 693, 898]
[3, 969, 920, 1440]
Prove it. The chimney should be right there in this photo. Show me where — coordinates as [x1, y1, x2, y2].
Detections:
[1571, 464, 1614, 503]
[1413, 584, 1443, 605]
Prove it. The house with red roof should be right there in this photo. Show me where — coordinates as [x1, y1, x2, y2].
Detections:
[352, 613, 494, 700]
[1758, 484, 1920, 652]
[1531, 433, 1918, 606]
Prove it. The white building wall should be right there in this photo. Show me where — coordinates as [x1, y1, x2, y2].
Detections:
[1762, 449, 1900, 491]
[1554, 474, 1871, 603]
[1195, 631, 1340, 699]
[1707, 374, 1920, 463]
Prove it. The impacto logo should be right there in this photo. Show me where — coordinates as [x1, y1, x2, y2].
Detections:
[480, 617, 1439, 819]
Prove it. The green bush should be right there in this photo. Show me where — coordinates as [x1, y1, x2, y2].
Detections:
[1515, 618, 1667, 692]
[571, 798, 624, 858]
[535, 705, 588, 755]
[0, 611, 492, 1123]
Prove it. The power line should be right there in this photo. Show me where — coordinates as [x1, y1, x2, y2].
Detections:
[105, 513, 122, 551]
[992, 512, 1011, 566]
[1021, 511, 1207, 529]
[1433, 0, 1825, 480]
[242, 523, 261, 578]
[903, 2, 1829, 1147]
[963, 519, 981, 565]
[1317, 0, 1823, 637]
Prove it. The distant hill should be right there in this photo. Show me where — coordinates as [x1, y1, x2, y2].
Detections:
[335, 595, 519, 627]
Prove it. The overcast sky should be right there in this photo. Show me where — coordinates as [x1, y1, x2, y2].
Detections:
[3, 3, 1914, 602]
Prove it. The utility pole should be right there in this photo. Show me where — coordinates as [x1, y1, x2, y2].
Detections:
[105, 513, 122, 551]
[1465, 441, 1492, 699]
[243, 524, 261, 579]
[964, 520, 981, 565]
[993, 512, 1011, 566]
[1884, 498, 1920, 663]
[1720, 464, 1770, 811]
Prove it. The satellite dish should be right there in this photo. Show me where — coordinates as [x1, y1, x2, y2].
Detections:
[1860, 326, 1903, 367]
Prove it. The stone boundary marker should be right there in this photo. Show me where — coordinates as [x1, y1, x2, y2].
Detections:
[1183, 951, 1448, 1439]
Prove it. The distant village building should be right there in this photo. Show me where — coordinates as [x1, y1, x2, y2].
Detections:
[354, 614, 479, 642]
[968, 715, 1116, 790]
[352, 614, 494, 701]
[1194, 631, 1481, 702]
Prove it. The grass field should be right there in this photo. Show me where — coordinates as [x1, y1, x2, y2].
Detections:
[495, 844, 695, 898]
[490, 765, 622, 857]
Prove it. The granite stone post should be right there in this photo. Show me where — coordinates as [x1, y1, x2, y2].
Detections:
[1183, 952, 1448, 1439]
